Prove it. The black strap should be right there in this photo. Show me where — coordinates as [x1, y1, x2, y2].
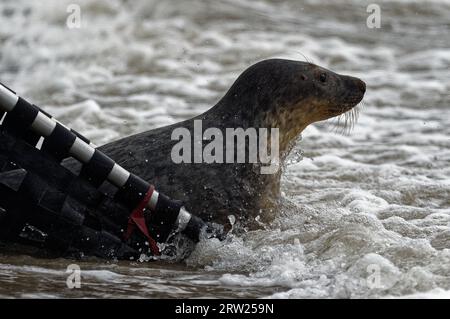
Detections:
[79, 150, 115, 187]
[41, 123, 77, 161]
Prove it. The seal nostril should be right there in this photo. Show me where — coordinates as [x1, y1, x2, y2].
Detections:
[357, 80, 366, 93]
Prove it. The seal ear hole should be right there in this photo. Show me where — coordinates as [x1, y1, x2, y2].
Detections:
[301, 74, 308, 81]
[319, 73, 327, 83]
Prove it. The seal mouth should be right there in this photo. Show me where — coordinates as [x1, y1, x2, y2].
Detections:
[332, 92, 364, 114]
[329, 102, 358, 115]
[328, 83, 365, 133]
[329, 99, 362, 116]
[330, 78, 366, 116]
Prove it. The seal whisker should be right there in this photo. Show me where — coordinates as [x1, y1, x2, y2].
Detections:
[332, 111, 343, 134]
[329, 103, 361, 135]
[295, 51, 314, 64]
[330, 109, 346, 135]
[344, 111, 351, 135]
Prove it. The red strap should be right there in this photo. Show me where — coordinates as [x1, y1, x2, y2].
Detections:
[124, 186, 160, 256]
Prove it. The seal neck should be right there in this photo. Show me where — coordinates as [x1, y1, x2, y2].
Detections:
[202, 98, 308, 158]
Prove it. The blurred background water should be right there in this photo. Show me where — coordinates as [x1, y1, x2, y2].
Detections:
[0, 0, 449, 298]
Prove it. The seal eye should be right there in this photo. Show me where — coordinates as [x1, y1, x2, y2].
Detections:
[319, 73, 327, 83]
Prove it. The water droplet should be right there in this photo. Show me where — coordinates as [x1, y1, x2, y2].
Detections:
[286, 148, 304, 165]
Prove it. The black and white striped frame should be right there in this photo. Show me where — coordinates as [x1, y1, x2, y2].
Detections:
[0, 82, 193, 235]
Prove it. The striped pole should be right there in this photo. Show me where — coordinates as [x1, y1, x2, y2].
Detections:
[0, 82, 203, 254]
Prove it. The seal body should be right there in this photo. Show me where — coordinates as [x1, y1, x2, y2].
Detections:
[98, 119, 280, 227]
[96, 59, 366, 227]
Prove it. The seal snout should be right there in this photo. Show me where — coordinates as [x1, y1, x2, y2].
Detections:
[353, 78, 366, 105]
[344, 76, 366, 105]
[347, 76, 366, 95]
[356, 79, 366, 94]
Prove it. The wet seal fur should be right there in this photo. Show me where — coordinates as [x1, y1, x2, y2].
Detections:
[96, 59, 366, 228]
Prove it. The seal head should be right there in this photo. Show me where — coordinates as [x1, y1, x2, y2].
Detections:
[208, 59, 366, 155]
